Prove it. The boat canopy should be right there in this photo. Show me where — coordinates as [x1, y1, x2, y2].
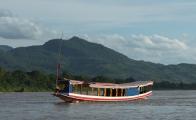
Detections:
[65, 78, 153, 89]
[89, 81, 153, 89]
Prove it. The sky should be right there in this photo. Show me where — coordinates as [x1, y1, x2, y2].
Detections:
[0, 0, 196, 64]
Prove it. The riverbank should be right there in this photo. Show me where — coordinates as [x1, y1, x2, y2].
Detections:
[1, 69, 196, 92]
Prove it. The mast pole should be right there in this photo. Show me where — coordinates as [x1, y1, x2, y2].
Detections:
[56, 63, 60, 89]
[56, 32, 64, 89]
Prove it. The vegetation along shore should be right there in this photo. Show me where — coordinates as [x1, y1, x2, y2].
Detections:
[0, 68, 195, 92]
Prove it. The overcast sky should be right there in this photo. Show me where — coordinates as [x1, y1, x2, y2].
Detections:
[0, 0, 196, 64]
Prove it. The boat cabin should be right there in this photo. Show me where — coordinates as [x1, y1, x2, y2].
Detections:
[56, 78, 153, 97]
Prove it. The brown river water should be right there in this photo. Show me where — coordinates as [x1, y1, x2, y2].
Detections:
[0, 90, 196, 120]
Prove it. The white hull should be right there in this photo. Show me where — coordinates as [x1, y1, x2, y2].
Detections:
[54, 91, 152, 102]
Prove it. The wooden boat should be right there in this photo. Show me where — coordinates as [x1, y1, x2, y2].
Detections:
[53, 78, 153, 102]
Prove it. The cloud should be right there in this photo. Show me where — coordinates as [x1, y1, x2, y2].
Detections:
[0, 0, 196, 64]
[130, 34, 188, 50]
[0, 9, 13, 17]
[0, 9, 57, 40]
[83, 34, 195, 64]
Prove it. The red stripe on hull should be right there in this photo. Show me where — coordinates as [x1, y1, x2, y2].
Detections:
[55, 91, 152, 102]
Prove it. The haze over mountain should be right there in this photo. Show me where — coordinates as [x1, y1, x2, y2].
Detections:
[0, 36, 196, 83]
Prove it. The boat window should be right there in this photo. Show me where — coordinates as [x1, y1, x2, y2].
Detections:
[88, 87, 97, 96]
[106, 88, 110, 96]
[117, 89, 122, 96]
[122, 89, 125, 96]
[140, 86, 144, 94]
[72, 84, 80, 94]
[112, 89, 116, 96]
[124, 89, 128, 96]
[72, 84, 96, 95]
[93, 88, 97, 96]
[139, 85, 152, 94]
[127, 87, 139, 96]
[100, 88, 104, 96]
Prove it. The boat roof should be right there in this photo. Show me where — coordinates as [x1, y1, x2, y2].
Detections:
[65, 78, 153, 89]
[89, 81, 153, 88]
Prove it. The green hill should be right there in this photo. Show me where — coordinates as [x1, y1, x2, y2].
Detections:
[0, 45, 13, 52]
[0, 36, 196, 83]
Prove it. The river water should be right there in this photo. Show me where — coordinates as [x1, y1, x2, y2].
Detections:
[0, 91, 196, 120]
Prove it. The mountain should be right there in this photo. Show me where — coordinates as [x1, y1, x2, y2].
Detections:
[0, 36, 196, 83]
[0, 45, 13, 52]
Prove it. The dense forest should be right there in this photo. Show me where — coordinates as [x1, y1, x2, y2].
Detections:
[0, 68, 55, 92]
[0, 67, 196, 92]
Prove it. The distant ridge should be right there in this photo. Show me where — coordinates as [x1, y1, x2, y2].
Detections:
[0, 45, 13, 52]
[0, 36, 196, 83]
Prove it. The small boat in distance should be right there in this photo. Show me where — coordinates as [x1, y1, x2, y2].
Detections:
[53, 78, 153, 102]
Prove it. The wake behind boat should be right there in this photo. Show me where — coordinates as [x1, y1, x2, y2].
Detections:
[53, 78, 153, 102]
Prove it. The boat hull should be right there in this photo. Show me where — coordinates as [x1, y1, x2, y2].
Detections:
[54, 91, 152, 102]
